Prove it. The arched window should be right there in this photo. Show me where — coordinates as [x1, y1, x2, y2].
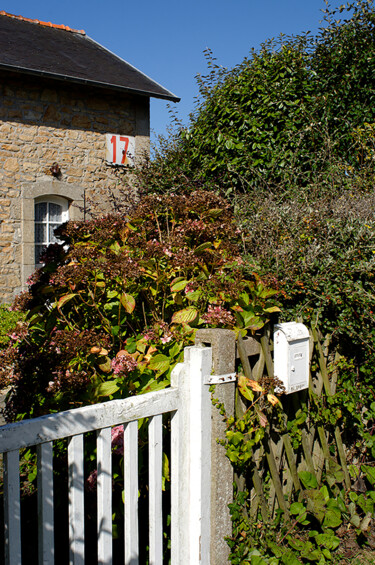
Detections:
[34, 196, 69, 265]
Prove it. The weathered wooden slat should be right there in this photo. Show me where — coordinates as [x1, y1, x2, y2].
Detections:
[311, 327, 331, 396]
[237, 334, 253, 380]
[37, 442, 54, 565]
[309, 427, 325, 484]
[235, 336, 261, 358]
[267, 432, 284, 516]
[68, 434, 85, 565]
[124, 420, 139, 565]
[148, 415, 163, 565]
[264, 433, 289, 516]
[282, 432, 301, 492]
[291, 394, 317, 477]
[260, 332, 274, 378]
[4, 450, 21, 565]
[252, 346, 265, 382]
[0, 388, 179, 453]
[317, 426, 332, 471]
[97, 427, 112, 565]
[334, 427, 350, 489]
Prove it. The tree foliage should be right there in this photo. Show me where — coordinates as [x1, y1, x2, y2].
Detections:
[137, 0, 375, 196]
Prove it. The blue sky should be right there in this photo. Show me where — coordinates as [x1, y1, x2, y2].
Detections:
[2, 1, 331, 145]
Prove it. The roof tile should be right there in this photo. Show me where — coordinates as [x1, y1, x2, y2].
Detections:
[0, 11, 85, 34]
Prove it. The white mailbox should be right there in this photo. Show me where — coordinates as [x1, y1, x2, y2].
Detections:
[273, 322, 310, 394]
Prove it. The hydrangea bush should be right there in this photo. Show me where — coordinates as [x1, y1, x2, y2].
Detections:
[1, 191, 279, 421]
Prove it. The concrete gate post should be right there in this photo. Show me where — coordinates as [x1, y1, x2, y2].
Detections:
[195, 329, 236, 565]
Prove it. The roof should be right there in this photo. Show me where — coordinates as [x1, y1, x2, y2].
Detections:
[0, 12, 180, 102]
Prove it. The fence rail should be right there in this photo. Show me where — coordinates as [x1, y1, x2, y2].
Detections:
[0, 345, 215, 565]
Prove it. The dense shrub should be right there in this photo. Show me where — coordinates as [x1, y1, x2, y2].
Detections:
[0, 191, 279, 420]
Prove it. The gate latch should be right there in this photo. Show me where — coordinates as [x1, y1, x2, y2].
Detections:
[204, 373, 237, 385]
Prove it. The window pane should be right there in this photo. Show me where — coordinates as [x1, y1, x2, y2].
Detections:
[49, 224, 60, 243]
[35, 245, 46, 265]
[49, 203, 62, 223]
[35, 202, 47, 222]
[35, 223, 47, 244]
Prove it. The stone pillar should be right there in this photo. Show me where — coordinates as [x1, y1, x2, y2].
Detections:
[195, 329, 236, 565]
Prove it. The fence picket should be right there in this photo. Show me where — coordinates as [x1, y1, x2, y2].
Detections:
[37, 442, 54, 565]
[97, 427, 112, 565]
[148, 415, 163, 565]
[4, 450, 21, 565]
[68, 434, 85, 565]
[124, 420, 139, 565]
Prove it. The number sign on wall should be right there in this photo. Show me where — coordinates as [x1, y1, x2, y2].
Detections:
[106, 134, 135, 166]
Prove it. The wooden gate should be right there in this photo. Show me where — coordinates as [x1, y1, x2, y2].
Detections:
[0, 345, 214, 565]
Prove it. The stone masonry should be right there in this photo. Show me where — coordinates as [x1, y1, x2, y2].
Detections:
[0, 72, 149, 302]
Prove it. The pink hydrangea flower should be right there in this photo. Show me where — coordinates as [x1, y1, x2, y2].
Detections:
[202, 304, 235, 327]
[111, 351, 138, 375]
[111, 425, 124, 455]
[86, 469, 97, 492]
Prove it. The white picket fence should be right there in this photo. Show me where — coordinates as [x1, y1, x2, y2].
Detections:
[0, 345, 213, 565]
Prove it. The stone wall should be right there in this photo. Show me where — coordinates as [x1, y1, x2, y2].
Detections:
[0, 72, 149, 302]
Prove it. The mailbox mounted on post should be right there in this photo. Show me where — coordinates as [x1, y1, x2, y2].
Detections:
[274, 322, 310, 394]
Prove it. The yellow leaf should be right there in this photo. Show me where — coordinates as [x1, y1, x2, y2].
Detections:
[247, 379, 264, 392]
[267, 394, 280, 406]
[91, 346, 108, 356]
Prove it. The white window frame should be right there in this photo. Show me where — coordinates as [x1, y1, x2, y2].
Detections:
[34, 196, 69, 267]
[21, 180, 84, 289]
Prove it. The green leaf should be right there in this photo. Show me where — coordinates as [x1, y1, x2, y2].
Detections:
[323, 508, 342, 528]
[290, 502, 306, 515]
[315, 533, 340, 550]
[162, 453, 170, 491]
[98, 357, 112, 373]
[194, 242, 212, 254]
[299, 471, 318, 489]
[107, 290, 118, 299]
[96, 380, 119, 397]
[263, 306, 281, 313]
[171, 307, 198, 324]
[281, 551, 303, 565]
[171, 279, 188, 292]
[57, 293, 76, 309]
[361, 465, 375, 486]
[148, 354, 170, 374]
[120, 293, 136, 314]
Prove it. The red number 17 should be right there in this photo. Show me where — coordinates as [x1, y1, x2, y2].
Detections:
[110, 135, 130, 164]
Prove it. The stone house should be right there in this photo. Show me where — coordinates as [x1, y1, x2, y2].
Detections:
[0, 12, 179, 303]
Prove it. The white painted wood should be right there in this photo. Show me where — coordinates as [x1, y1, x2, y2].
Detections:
[4, 450, 21, 565]
[124, 420, 139, 565]
[37, 442, 54, 565]
[68, 434, 85, 565]
[173, 346, 213, 565]
[148, 415, 163, 565]
[170, 362, 189, 564]
[97, 427, 112, 565]
[187, 346, 212, 565]
[0, 388, 179, 453]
